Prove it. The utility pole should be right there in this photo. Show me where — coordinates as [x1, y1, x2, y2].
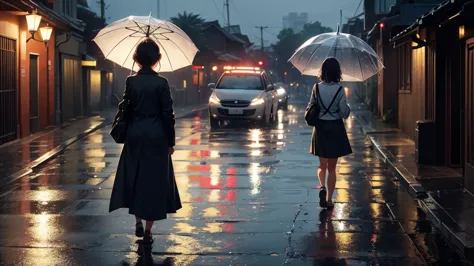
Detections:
[99, 0, 105, 19]
[255, 26, 268, 57]
[340, 9, 342, 30]
[225, 0, 230, 32]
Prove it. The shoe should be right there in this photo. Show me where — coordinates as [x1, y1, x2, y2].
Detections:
[319, 188, 327, 207]
[135, 222, 144, 237]
[326, 201, 334, 209]
[143, 230, 154, 244]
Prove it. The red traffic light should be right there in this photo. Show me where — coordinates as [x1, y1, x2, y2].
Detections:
[380, 22, 385, 28]
[284, 72, 288, 76]
[258, 61, 264, 66]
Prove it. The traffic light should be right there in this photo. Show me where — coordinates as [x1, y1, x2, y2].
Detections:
[258, 60, 264, 66]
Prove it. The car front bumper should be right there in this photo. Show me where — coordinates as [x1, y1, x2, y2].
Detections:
[209, 104, 265, 121]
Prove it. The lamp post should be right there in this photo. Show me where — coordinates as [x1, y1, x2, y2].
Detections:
[25, 10, 54, 124]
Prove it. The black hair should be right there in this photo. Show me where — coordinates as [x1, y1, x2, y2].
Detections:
[133, 38, 161, 67]
[320, 57, 342, 83]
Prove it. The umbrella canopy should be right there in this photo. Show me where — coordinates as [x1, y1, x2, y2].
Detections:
[93, 15, 198, 72]
[289, 31, 383, 81]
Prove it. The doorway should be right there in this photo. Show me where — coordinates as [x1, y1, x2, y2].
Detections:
[465, 38, 474, 192]
[29, 54, 39, 134]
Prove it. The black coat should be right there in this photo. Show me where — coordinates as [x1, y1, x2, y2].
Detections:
[109, 67, 182, 221]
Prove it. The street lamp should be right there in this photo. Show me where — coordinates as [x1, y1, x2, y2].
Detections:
[26, 10, 53, 43]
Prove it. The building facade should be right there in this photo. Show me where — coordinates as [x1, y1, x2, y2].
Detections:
[0, 0, 82, 145]
[390, 0, 474, 189]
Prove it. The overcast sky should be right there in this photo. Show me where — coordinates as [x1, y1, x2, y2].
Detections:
[87, 0, 361, 45]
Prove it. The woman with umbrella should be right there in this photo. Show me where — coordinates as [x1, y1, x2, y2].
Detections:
[290, 27, 383, 208]
[93, 15, 199, 244]
[309, 57, 352, 208]
[109, 38, 182, 244]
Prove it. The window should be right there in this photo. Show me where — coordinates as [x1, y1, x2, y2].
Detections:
[217, 75, 263, 90]
[397, 42, 412, 93]
[375, 0, 397, 14]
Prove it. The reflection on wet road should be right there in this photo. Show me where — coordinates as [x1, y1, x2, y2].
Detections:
[0, 101, 456, 265]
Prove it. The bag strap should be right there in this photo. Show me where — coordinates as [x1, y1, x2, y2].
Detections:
[312, 83, 318, 102]
[318, 86, 343, 117]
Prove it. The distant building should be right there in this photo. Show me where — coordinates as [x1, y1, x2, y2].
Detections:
[282, 12, 308, 33]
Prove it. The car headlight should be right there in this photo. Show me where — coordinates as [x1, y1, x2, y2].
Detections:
[209, 94, 220, 104]
[277, 88, 286, 96]
[250, 97, 265, 106]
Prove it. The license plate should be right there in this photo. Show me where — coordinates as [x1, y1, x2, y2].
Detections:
[228, 108, 243, 115]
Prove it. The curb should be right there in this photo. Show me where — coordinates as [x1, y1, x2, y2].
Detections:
[353, 114, 427, 199]
[1, 119, 112, 189]
[353, 112, 474, 260]
[1, 106, 207, 189]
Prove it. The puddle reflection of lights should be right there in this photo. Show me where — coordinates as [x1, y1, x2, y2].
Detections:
[251, 150, 262, 157]
[278, 123, 284, 129]
[32, 213, 52, 241]
[210, 164, 221, 177]
[346, 117, 353, 129]
[35, 190, 52, 203]
[208, 189, 220, 202]
[210, 150, 220, 158]
[249, 163, 261, 195]
[210, 175, 220, 187]
[277, 134, 284, 140]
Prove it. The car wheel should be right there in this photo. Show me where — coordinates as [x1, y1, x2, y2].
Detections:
[210, 116, 219, 127]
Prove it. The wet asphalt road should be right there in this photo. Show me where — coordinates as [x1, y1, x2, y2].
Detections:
[0, 101, 460, 265]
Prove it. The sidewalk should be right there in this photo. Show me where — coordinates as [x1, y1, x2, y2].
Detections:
[0, 104, 207, 190]
[352, 104, 474, 260]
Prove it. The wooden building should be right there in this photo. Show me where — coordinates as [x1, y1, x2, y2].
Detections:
[0, 0, 83, 144]
[391, 0, 474, 190]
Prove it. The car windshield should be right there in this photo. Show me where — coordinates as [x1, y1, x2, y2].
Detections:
[216, 75, 263, 90]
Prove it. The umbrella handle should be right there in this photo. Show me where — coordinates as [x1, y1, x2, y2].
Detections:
[337, 24, 340, 35]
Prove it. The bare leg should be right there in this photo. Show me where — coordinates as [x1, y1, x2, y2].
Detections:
[318, 157, 328, 188]
[145, 221, 154, 232]
[326, 158, 338, 204]
[143, 221, 155, 244]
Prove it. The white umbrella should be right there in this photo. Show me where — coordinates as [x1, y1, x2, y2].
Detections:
[289, 28, 383, 81]
[93, 15, 198, 72]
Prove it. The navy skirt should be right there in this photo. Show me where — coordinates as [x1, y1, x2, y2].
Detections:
[310, 119, 352, 158]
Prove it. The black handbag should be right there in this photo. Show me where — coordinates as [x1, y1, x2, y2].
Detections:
[305, 84, 321, 127]
[110, 85, 131, 144]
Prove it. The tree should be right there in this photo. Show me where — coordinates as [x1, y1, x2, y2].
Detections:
[272, 21, 333, 82]
[170, 11, 206, 50]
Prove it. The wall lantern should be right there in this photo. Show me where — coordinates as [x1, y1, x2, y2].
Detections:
[459, 25, 465, 39]
[26, 10, 53, 43]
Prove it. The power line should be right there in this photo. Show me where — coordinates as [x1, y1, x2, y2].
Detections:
[353, 0, 363, 17]
[263, 29, 279, 37]
[212, 0, 227, 24]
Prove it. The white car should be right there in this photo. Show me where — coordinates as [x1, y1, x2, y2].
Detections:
[208, 67, 279, 127]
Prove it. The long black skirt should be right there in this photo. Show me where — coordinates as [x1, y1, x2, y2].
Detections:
[310, 119, 352, 158]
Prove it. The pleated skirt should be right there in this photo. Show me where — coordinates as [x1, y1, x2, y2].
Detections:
[310, 119, 352, 158]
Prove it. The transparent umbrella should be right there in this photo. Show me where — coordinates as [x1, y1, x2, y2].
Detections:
[289, 28, 383, 81]
[93, 15, 198, 72]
